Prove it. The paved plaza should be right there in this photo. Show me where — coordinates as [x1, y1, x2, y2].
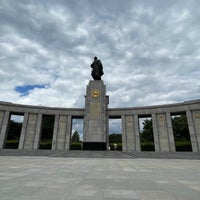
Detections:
[0, 156, 200, 200]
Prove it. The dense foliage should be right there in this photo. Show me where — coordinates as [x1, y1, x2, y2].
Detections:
[71, 130, 80, 143]
[140, 115, 192, 151]
[109, 133, 122, 143]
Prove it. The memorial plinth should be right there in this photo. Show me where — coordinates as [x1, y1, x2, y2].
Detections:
[83, 80, 109, 150]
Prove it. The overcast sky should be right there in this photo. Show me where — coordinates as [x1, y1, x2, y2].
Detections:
[0, 0, 200, 109]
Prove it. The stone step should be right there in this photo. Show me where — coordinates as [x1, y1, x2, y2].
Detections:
[0, 149, 199, 159]
[0, 149, 132, 158]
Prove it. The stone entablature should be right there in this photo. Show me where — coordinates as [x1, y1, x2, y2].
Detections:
[0, 101, 85, 116]
[0, 99, 200, 153]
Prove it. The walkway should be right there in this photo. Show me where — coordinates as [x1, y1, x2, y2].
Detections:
[0, 156, 200, 200]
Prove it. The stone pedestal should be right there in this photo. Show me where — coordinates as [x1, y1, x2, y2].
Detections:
[83, 80, 108, 150]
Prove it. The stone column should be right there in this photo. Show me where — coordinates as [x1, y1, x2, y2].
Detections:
[33, 113, 42, 150]
[192, 110, 200, 152]
[121, 115, 127, 152]
[156, 113, 170, 151]
[65, 115, 72, 150]
[106, 115, 109, 150]
[134, 114, 141, 151]
[24, 113, 38, 150]
[18, 112, 29, 149]
[0, 111, 5, 130]
[152, 113, 160, 152]
[125, 115, 135, 152]
[186, 110, 199, 152]
[52, 114, 59, 150]
[83, 80, 108, 150]
[166, 112, 175, 152]
[56, 115, 67, 150]
[0, 111, 10, 149]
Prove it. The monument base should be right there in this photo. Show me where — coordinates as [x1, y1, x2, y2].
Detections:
[83, 142, 106, 151]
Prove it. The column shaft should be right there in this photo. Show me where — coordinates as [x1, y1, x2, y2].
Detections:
[134, 114, 140, 151]
[56, 115, 67, 150]
[166, 112, 175, 152]
[65, 115, 72, 150]
[33, 114, 42, 150]
[121, 115, 127, 152]
[152, 113, 160, 152]
[18, 112, 29, 149]
[186, 110, 198, 152]
[52, 114, 59, 150]
[125, 115, 135, 152]
[156, 113, 170, 151]
[0, 111, 10, 149]
[24, 113, 37, 150]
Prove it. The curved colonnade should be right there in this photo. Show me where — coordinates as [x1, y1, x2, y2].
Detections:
[0, 99, 200, 152]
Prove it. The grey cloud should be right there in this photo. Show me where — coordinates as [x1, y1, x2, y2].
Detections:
[0, 0, 200, 108]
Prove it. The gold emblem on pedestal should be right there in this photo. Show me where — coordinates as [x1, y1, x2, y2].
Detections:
[91, 89, 100, 98]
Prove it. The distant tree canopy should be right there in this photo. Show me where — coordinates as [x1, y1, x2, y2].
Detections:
[140, 119, 154, 142]
[71, 130, 80, 143]
[172, 115, 190, 140]
[7, 120, 22, 140]
[41, 115, 55, 140]
[140, 115, 190, 141]
[109, 133, 122, 143]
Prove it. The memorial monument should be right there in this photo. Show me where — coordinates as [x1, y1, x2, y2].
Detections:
[83, 57, 108, 150]
[0, 56, 199, 153]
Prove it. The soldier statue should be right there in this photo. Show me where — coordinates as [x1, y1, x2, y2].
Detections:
[90, 57, 104, 80]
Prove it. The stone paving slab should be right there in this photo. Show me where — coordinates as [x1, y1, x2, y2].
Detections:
[0, 156, 200, 200]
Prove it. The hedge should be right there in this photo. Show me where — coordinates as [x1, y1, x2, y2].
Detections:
[5, 140, 19, 149]
[175, 140, 192, 151]
[70, 142, 82, 150]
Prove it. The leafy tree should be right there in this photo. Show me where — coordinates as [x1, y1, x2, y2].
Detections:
[41, 115, 55, 140]
[172, 115, 190, 140]
[140, 119, 154, 142]
[141, 115, 190, 141]
[109, 133, 122, 143]
[71, 130, 80, 143]
[7, 120, 22, 140]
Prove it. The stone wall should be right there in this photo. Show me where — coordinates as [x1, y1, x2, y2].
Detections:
[0, 99, 200, 152]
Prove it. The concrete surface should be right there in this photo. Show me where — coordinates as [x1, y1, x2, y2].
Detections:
[0, 149, 200, 159]
[0, 156, 200, 200]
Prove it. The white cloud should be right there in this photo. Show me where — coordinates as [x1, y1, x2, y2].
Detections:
[0, 0, 200, 108]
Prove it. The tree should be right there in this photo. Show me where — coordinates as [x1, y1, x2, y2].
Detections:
[109, 133, 122, 143]
[7, 120, 22, 140]
[71, 131, 80, 143]
[172, 115, 190, 140]
[41, 115, 55, 140]
[140, 119, 153, 142]
[140, 115, 190, 141]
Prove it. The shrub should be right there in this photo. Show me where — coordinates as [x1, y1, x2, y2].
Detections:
[70, 142, 82, 150]
[175, 140, 192, 152]
[5, 140, 19, 149]
[141, 141, 155, 151]
[39, 140, 52, 149]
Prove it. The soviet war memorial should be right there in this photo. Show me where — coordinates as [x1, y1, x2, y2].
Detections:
[1, 56, 200, 154]
[0, 56, 200, 154]
[1, 1, 200, 200]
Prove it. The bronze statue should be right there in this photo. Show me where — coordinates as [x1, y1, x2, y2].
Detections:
[91, 57, 104, 80]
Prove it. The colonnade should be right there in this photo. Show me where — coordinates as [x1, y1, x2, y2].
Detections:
[108, 100, 200, 153]
[119, 111, 199, 152]
[0, 111, 73, 150]
[0, 102, 84, 151]
[0, 99, 200, 152]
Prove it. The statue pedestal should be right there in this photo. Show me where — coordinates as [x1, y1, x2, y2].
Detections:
[83, 80, 109, 150]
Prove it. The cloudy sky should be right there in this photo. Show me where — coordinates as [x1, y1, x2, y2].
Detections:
[0, 0, 200, 109]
